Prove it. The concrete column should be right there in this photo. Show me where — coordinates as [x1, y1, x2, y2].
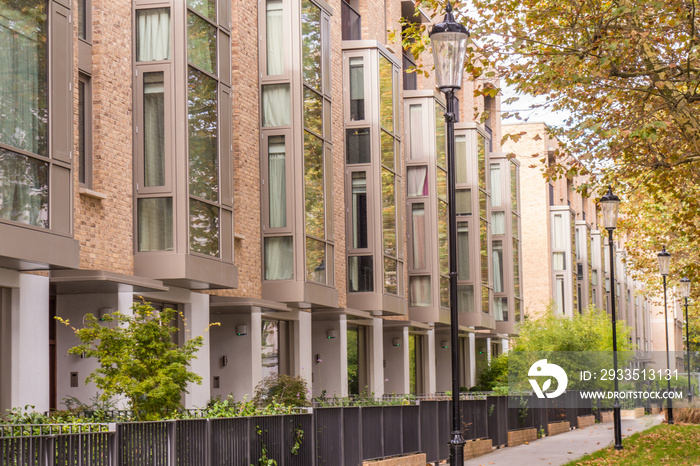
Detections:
[293, 310, 313, 391]
[383, 326, 409, 395]
[311, 315, 347, 397]
[468, 333, 476, 388]
[182, 292, 210, 408]
[425, 329, 436, 394]
[7, 274, 50, 412]
[434, 332, 451, 392]
[369, 317, 385, 396]
[501, 338, 510, 354]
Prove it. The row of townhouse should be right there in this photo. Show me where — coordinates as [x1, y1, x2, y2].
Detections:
[503, 123, 685, 370]
[0, 0, 523, 413]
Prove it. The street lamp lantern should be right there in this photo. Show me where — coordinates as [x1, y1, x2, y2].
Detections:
[603, 187, 623, 450]
[429, 1, 469, 91]
[658, 245, 671, 276]
[681, 277, 693, 401]
[658, 245, 673, 424]
[429, 2, 469, 464]
[600, 186, 620, 230]
[681, 277, 690, 298]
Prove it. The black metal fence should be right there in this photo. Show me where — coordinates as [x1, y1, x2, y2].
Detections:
[0, 393, 598, 466]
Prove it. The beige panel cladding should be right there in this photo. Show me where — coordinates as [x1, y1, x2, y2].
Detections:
[73, 0, 134, 275]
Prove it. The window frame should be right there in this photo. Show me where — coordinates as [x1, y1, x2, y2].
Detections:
[134, 63, 173, 195]
[78, 73, 93, 188]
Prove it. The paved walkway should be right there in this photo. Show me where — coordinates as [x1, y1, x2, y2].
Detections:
[464, 415, 664, 466]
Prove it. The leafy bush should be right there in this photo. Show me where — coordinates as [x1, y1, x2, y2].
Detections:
[472, 354, 509, 392]
[253, 375, 311, 408]
[56, 302, 211, 420]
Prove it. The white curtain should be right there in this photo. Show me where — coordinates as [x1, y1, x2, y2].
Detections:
[268, 137, 286, 228]
[262, 84, 291, 127]
[411, 204, 426, 269]
[408, 104, 424, 159]
[407, 166, 428, 196]
[491, 211, 505, 235]
[349, 57, 364, 120]
[410, 276, 431, 307]
[492, 242, 503, 292]
[494, 297, 507, 321]
[266, 0, 284, 75]
[457, 222, 469, 279]
[265, 236, 293, 280]
[138, 197, 173, 251]
[457, 285, 474, 313]
[137, 8, 171, 62]
[0, 5, 46, 156]
[0, 150, 48, 227]
[490, 164, 501, 207]
[143, 73, 165, 186]
[455, 135, 467, 184]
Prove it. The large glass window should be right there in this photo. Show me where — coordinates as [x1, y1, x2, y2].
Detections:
[490, 164, 501, 207]
[143, 72, 166, 187]
[187, 12, 216, 74]
[301, 0, 321, 89]
[262, 320, 280, 378]
[411, 203, 426, 269]
[407, 166, 428, 196]
[410, 276, 431, 307]
[265, 0, 284, 75]
[262, 84, 291, 127]
[349, 256, 373, 292]
[349, 56, 364, 120]
[346, 128, 371, 164]
[351, 172, 368, 248]
[457, 222, 469, 280]
[0, 1, 47, 158]
[136, 8, 171, 62]
[138, 197, 173, 251]
[265, 236, 293, 280]
[187, 68, 218, 201]
[492, 240, 504, 293]
[0, 149, 48, 227]
[268, 136, 287, 228]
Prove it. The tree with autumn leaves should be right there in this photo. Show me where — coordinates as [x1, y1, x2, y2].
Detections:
[399, 0, 700, 356]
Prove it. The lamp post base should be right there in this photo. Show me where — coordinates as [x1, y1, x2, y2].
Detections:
[450, 430, 465, 466]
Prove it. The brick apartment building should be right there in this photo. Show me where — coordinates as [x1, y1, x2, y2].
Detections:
[502, 122, 683, 369]
[0, 0, 523, 412]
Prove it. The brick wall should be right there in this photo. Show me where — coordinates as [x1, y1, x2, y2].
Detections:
[507, 427, 537, 446]
[503, 123, 552, 317]
[362, 453, 426, 466]
[463, 438, 492, 459]
[73, 0, 134, 275]
[577, 414, 595, 428]
[547, 420, 570, 436]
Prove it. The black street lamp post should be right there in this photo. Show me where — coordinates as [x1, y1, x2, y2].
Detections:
[429, 3, 469, 465]
[600, 186, 623, 450]
[658, 245, 673, 424]
[681, 277, 692, 401]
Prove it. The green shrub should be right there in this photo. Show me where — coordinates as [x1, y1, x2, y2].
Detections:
[253, 374, 311, 408]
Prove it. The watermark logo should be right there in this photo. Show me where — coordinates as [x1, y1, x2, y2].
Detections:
[529, 359, 568, 398]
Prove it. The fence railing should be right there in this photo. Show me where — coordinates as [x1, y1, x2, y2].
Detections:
[0, 392, 598, 466]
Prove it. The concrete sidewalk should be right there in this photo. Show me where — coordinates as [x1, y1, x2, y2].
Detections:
[464, 415, 663, 466]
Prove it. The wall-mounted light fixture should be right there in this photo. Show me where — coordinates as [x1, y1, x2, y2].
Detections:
[98, 307, 112, 321]
[441, 341, 449, 349]
[316, 354, 322, 364]
[326, 329, 336, 339]
[236, 325, 247, 336]
[392, 338, 401, 347]
[221, 355, 228, 367]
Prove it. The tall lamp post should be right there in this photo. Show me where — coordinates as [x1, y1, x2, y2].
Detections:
[600, 186, 623, 450]
[680, 277, 692, 401]
[658, 245, 673, 424]
[429, 3, 469, 465]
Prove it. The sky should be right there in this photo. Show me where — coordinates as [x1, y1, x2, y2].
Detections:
[500, 84, 571, 128]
